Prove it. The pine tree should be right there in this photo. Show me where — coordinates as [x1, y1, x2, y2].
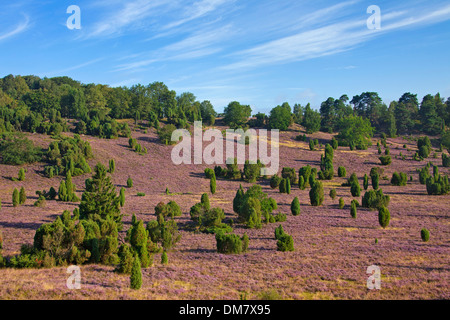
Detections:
[79, 163, 123, 229]
[130, 255, 142, 290]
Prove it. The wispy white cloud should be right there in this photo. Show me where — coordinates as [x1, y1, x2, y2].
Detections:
[222, 4, 450, 71]
[43, 58, 104, 77]
[115, 25, 233, 71]
[0, 15, 29, 42]
[86, 0, 169, 38]
[162, 0, 232, 30]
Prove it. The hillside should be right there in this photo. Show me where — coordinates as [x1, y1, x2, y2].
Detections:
[0, 122, 449, 300]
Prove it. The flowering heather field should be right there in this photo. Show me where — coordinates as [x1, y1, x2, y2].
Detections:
[0, 122, 449, 300]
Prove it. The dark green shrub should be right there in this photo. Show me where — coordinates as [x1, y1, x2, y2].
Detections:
[332, 138, 338, 150]
[425, 174, 449, 195]
[309, 180, 324, 206]
[363, 174, 369, 190]
[270, 174, 282, 189]
[130, 256, 142, 289]
[417, 137, 432, 158]
[309, 139, 315, 151]
[338, 166, 346, 178]
[275, 225, 285, 240]
[421, 229, 430, 242]
[277, 234, 294, 252]
[350, 201, 357, 219]
[215, 232, 248, 254]
[281, 167, 297, 185]
[378, 207, 390, 229]
[161, 251, 168, 265]
[299, 166, 312, 188]
[201, 193, 210, 210]
[233, 185, 245, 214]
[19, 187, 26, 205]
[0, 136, 42, 165]
[18, 168, 26, 181]
[108, 159, 115, 174]
[204, 168, 215, 179]
[362, 189, 390, 210]
[33, 195, 46, 208]
[119, 188, 125, 207]
[210, 176, 216, 194]
[379, 156, 392, 166]
[330, 189, 337, 200]
[350, 180, 361, 197]
[442, 154, 450, 167]
[372, 173, 380, 190]
[298, 176, 305, 190]
[12, 188, 19, 207]
[391, 172, 407, 186]
[339, 198, 345, 209]
[291, 197, 300, 216]
[117, 244, 134, 274]
[127, 177, 133, 188]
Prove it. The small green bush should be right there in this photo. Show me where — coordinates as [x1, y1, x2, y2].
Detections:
[12, 188, 19, 207]
[350, 201, 357, 219]
[391, 172, 407, 186]
[216, 232, 248, 254]
[378, 206, 390, 229]
[421, 229, 430, 242]
[379, 156, 392, 166]
[338, 166, 346, 178]
[277, 234, 294, 252]
[127, 177, 133, 188]
[329, 189, 337, 200]
[270, 175, 282, 189]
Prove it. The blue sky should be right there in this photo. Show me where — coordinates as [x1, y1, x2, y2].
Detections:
[1, 0, 450, 114]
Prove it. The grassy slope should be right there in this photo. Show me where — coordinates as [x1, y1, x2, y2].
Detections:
[0, 122, 449, 300]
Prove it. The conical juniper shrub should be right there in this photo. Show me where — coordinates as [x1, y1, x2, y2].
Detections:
[291, 197, 300, 216]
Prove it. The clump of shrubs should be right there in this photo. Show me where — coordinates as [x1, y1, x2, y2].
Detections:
[233, 185, 277, 229]
[391, 172, 407, 186]
[362, 189, 390, 210]
[216, 232, 249, 254]
[379, 155, 392, 166]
